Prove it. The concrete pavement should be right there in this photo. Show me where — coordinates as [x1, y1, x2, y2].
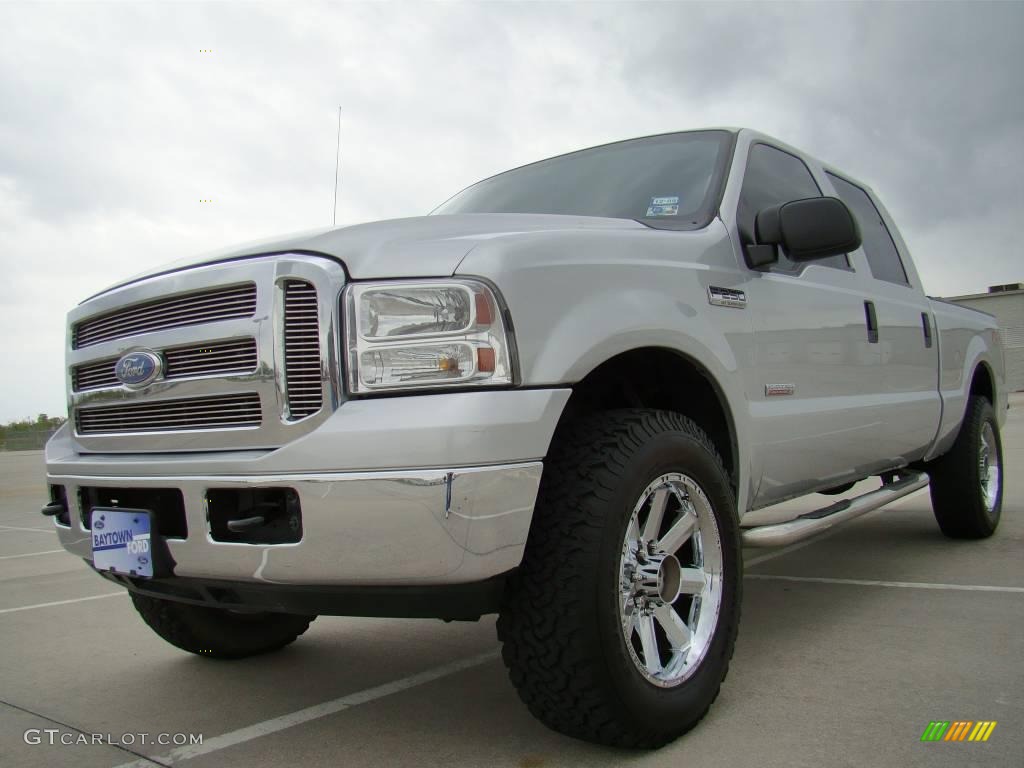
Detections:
[2, 399, 1021, 767]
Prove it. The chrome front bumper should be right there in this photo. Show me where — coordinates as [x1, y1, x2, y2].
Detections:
[50, 461, 542, 586]
[46, 388, 570, 587]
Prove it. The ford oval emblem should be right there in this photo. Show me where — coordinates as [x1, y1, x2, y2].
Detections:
[115, 350, 163, 388]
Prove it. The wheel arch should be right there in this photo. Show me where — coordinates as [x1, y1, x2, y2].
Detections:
[969, 360, 995, 404]
[925, 351, 1004, 463]
[550, 346, 741, 494]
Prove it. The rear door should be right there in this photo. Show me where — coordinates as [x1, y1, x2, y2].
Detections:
[824, 172, 941, 464]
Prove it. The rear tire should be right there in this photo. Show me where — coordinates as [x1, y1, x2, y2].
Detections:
[928, 395, 1003, 539]
[130, 593, 315, 659]
[497, 409, 741, 748]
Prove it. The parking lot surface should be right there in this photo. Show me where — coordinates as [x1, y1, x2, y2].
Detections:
[2, 398, 1022, 768]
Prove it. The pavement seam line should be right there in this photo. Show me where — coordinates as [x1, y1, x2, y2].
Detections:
[0, 592, 126, 614]
[109, 649, 501, 768]
[0, 549, 66, 560]
[0, 698, 169, 767]
[746, 574, 1024, 593]
[0, 524, 56, 533]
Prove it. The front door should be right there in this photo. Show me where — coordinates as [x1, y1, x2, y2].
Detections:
[735, 143, 891, 506]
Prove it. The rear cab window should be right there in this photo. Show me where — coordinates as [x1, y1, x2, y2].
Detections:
[826, 173, 909, 285]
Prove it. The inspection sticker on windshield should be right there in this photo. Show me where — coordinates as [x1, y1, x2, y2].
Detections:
[646, 196, 679, 216]
[91, 509, 153, 578]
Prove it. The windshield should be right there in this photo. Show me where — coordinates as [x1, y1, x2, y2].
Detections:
[432, 130, 733, 230]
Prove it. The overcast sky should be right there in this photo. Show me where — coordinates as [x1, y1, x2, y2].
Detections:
[1, 1, 1022, 423]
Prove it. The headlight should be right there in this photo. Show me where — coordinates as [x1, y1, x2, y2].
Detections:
[344, 279, 515, 393]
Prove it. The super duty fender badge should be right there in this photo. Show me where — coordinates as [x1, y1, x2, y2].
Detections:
[115, 350, 163, 388]
[707, 285, 746, 308]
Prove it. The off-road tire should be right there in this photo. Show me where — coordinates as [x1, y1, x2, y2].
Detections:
[130, 593, 315, 659]
[928, 395, 1003, 539]
[497, 409, 741, 748]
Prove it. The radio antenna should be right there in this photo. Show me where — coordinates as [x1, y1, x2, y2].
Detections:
[332, 107, 341, 226]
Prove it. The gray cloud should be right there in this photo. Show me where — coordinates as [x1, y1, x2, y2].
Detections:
[1, 1, 1021, 421]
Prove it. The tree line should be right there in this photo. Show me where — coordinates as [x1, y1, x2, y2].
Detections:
[0, 414, 67, 451]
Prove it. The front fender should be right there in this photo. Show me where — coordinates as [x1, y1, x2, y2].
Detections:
[456, 222, 756, 513]
[531, 288, 741, 385]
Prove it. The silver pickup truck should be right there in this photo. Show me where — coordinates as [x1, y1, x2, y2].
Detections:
[45, 128, 1006, 747]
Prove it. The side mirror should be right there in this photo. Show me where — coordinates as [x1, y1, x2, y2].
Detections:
[753, 196, 861, 263]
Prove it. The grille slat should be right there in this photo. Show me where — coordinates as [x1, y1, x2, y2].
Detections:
[72, 339, 258, 392]
[74, 369, 117, 388]
[77, 298, 257, 337]
[76, 394, 261, 434]
[162, 349, 251, 364]
[80, 403, 261, 420]
[73, 284, 257, 348]
[165, 339, 257, 378]
[80, 416, 258, 428]
[283, 281, 323, 420]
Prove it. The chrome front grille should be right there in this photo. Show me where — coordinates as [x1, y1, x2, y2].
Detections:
[73, 338, 259, 392]
[283, 280, 323, 419]
[67, 255, 344, 451]
[76, 393, 262, 434]
[72, 283, 257, 349]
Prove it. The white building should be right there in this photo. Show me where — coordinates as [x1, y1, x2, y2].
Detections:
[945, 283, 1024, 392]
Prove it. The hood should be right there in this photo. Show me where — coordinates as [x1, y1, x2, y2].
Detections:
[90, 213, 646, 300]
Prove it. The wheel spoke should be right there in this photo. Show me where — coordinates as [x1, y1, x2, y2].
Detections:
[688, 595, 702, 627]
[626, 515, 641, 550]
[642, 488, 670, 542]
[621, 597, 634, 631]
[677, 567, 707, 595]
[658, 507, 698, 554]
[654, 604, 691, 651]
[635, 613, 662, 674]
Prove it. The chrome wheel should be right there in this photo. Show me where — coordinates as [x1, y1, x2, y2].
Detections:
[619, 473, 724, 687]
[979, 422, 1001, 513]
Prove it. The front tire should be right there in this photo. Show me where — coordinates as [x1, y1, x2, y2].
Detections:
[497, 409, 741, 748]
[130, 593, 315, 659]
[928, 395, 1003, 539]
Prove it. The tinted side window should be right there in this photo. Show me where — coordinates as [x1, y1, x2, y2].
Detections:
[827, 173, 908, 285]
[738, 144, 848, 271]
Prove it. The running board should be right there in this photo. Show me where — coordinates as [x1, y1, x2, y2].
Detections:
[741, 471, 930, 548]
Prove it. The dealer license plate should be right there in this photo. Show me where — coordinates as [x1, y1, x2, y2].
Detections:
[90, 509, 153, 578]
